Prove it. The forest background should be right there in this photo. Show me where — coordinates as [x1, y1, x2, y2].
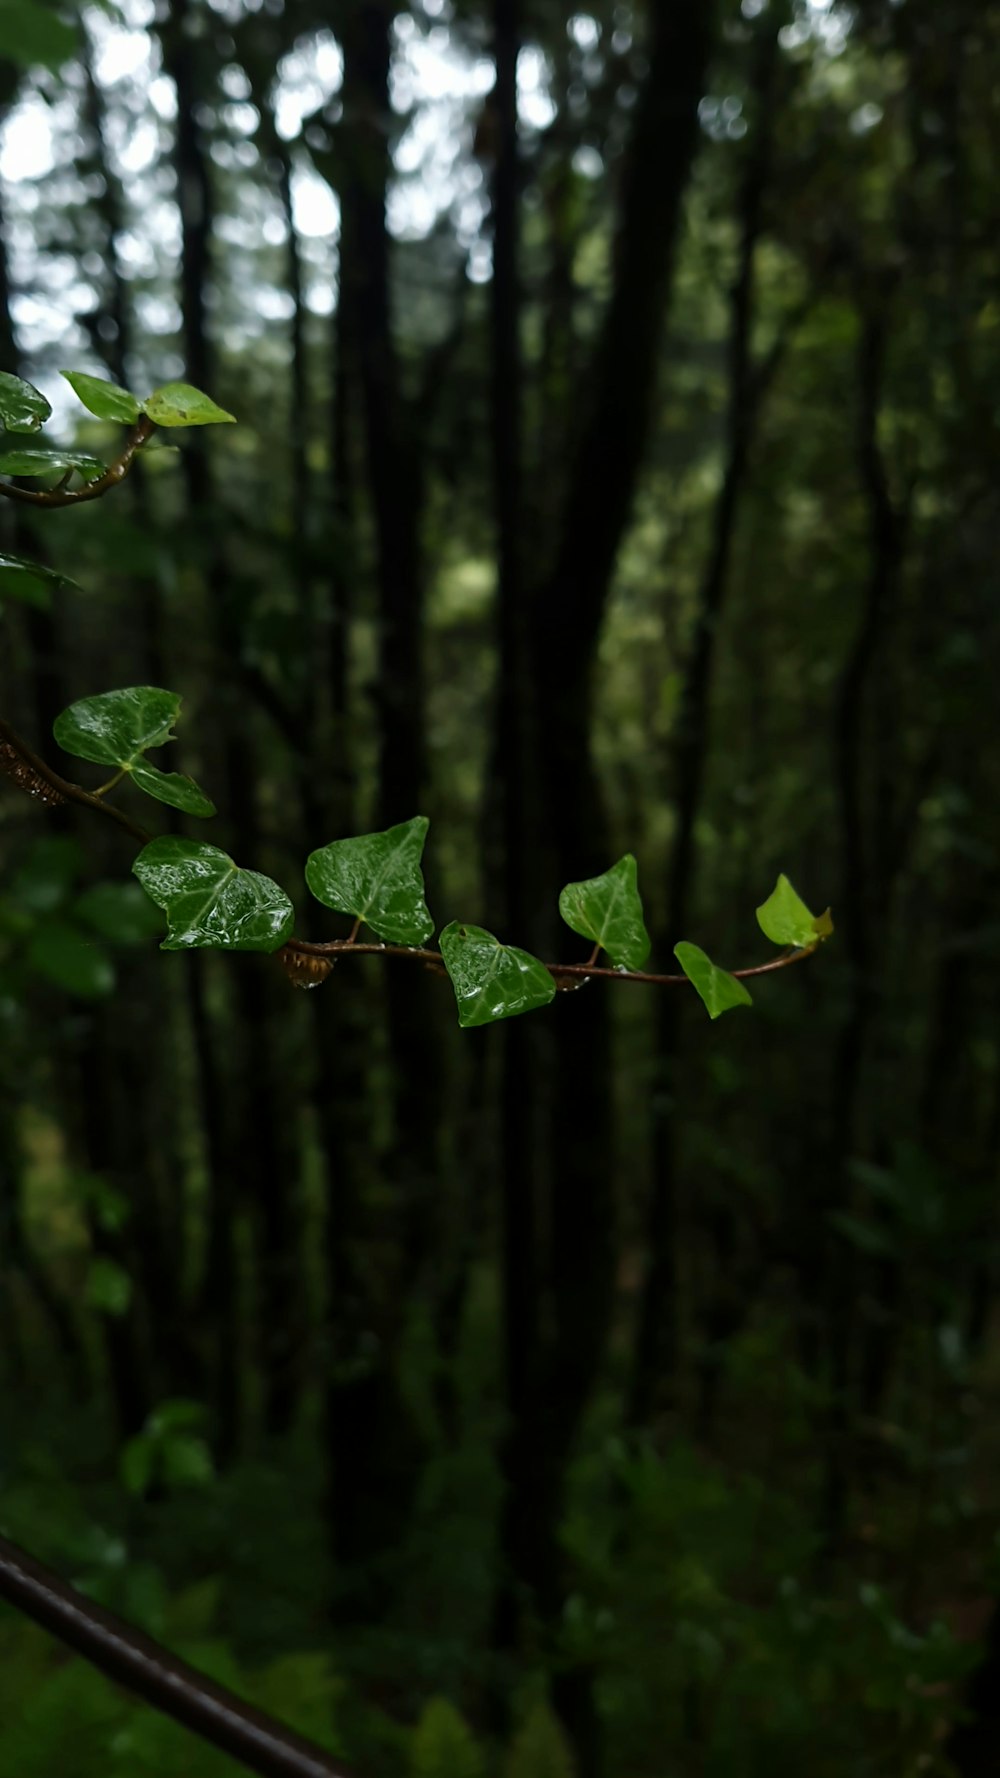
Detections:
[0, 0, 999, 1773]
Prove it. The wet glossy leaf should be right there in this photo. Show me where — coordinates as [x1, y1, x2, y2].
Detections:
[143, 382, 236, 427]
[61, 369, 142, 424]
[27, 918, 115, 998]
[54, 686, 180, 768]
[85, 1256, 132, 1317]
[0, 371, 51, 432]
[133, 837, 294, 953]
[439, 922, 556, 1028]
[673, 942, 752, 1020]
[0, 445, 105, 479]
[305, 816, 434, 944]
[131, 760, 216, 818]
[756, 874, 833, 949]
[558, 853, 651, 970]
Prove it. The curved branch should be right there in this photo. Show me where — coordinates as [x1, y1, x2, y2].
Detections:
[279, 935, 816, 988]
[0, 717, 152, 843]
[0, 415, 155, 508]
[0, 1533, 356, 1778]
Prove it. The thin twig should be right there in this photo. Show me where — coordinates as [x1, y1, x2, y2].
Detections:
[0, 414, 155, 507]
[282, 934, 816, 986]
[0, 717, 151, 843]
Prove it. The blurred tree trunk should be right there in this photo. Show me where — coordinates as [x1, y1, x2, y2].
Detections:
[490, 3, 715, 1769]
[162, 0, 304, 1443]
[627, 15, 784, 1430]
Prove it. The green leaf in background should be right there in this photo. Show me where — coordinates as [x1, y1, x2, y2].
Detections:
[75, 882, 167, 946]
[133, 837, 294, 953]
[143, 382, 236, 427]
[131, 760, 216, 818]
[673, 941, 752, 1020]
[0, 1, 77, 71]
[0, 445, 105, 479]
[10, 836, 83, 912]
[0, 551, 80, 610]
[60, 369, 142, 425]
[0, 370, 51, 432]
[54, 685, 179, 766]
[439, 922, 556, 1028]
[558, 853, 651, 970]
[504, 1702, 576, 1778]
[84, 1256, 132, 1317]
[305, 816, 434, 944]
[412, 1697, 483, 1778]
[756, 873, 833, 949]
[26, 918, 115, 998]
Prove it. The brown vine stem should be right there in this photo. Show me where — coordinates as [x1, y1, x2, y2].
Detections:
[0, 717, 151, 844]
[0, 413, 155, 507]
[281, 934, 816, 986]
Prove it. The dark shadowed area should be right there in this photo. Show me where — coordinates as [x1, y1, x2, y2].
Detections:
[1, 0, 999, 1773]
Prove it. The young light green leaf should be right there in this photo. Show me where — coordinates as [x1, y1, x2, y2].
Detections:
[305, 816, 434, 945]
[131, 760, 216, 818]
[61, 369, 142, 424]
[439, 922, 556, 1028]
[133, 837, 294, 953]
[53, 686, 180, 768]
[755, 873, 833, 949]
[673, 942, 752, 1020]
[0, 446, 105, 479]
[558, 853, 651, 971]
[27, 918, 115, 999]
[143, 382, 236, 427]
[0, 370, 51, 432]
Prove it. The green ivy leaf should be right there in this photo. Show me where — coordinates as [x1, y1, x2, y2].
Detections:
[439, 922, 556, 1028]
[54, 686, 180, 767]
[755, 874, 833, 949]
[0, 2, 77, 71]
[305, 816, 434, 944]
[26, 918, 115, 998]
[131, 760, 216, 818]
[133, 837, 294, 953]
[61, 369, 142, 424]
[558, 853, 651, 971]
[0, 550, 81, 608]
[673, 942, 752, 1020]
[0, 445, 105, 479]
[143, 382, 236, 427]
[85, 1256, 132, 1317]
[0, 371, 51, 432]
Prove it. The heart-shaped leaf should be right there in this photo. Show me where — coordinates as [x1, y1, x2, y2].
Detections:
[558, 853, 651, 970]
[756, 874, 833, 949]
[133, 838, 294, 952]
[131, 760, 216, 818]
[673, 942, 752, 1020]
[53, 686, 214, 815]
[143, 382, 236, 428]
[439, 922, 556, 1028]
[54, 686, 180, 767]
[305, 816, 434, 944]
[0, 371, 51, 433]
[61, 369, 142, 425]
[0, 446, 105, 479]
